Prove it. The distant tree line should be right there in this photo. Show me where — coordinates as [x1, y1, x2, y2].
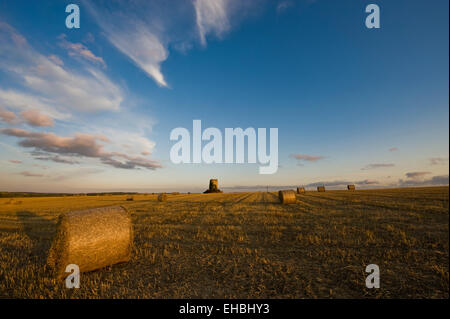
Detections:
[0, 192, 139, 198]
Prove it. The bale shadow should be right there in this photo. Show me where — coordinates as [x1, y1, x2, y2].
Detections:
[16, 211, 57, 267]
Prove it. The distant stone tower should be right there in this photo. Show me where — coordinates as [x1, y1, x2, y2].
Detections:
[209, 179, 218, 192]
[204, 178, 223, 193]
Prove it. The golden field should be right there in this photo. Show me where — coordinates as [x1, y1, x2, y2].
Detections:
[0, 186, 448, 298]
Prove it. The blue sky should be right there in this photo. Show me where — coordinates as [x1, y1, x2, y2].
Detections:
[0, 0, 448, 192]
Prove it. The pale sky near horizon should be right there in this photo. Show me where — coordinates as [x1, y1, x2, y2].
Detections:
[0, 0, 448, 193]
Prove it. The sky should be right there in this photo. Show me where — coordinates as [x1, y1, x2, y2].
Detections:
[0, 0, 448, 193]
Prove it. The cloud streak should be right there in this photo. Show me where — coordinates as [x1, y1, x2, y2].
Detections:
[305, 179, 379, 188]
[430, 157, 448, 165]
[104, 22, 168, 87]
[1, 128, 162, 170]
[194, 0, 231, 46]
[18, 171, 44, 177]
[361, 163, 395, 170]
[32, 151, 80, 165]
[291, 154, 325, 164]
[84, 1, 170, 87]
[51, 168, 103, 182]
[398, 175, 449, 187]
[405, 171, 431, 179]
[59, 34, 106, 67]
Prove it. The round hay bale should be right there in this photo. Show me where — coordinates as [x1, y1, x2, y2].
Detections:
[317, 186, 326, 192]
[347, 184, 356, 190]
[158, 193, 167, 202]
[297, 187, 305, 194]
[278, 190, 296, 204]
[47, 206, 132, 278]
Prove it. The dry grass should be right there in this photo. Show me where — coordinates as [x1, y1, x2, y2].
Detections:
[0, 187, 448, 298]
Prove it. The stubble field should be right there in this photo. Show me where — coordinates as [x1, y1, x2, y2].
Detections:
[0, 186, 448, 298]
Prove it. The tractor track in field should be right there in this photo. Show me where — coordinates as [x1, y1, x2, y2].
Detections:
[297, 193, 446, 213]
[231, 193, 257, 204]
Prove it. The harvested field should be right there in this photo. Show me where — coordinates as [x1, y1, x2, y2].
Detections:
[0, 187, 448, 298]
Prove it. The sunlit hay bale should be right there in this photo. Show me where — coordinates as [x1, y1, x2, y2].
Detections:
[278, 190, 297, 204]
[47, 206, 132, 278]
[158, 193, 167, 202]
[347, 184, 356, 191]
[317, 186, 326, 192]
[297, 187, 305, 194]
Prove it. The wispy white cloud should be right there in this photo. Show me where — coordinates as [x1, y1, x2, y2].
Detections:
[107, 24, 168, 87]
[95, 128, 157, 158]
[0, 22, 123, 116]
[84, 0, 256, 87]
[84, 2, 169, 87]
[194, 0, 230, 46]
[0, 89, 68, 120]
